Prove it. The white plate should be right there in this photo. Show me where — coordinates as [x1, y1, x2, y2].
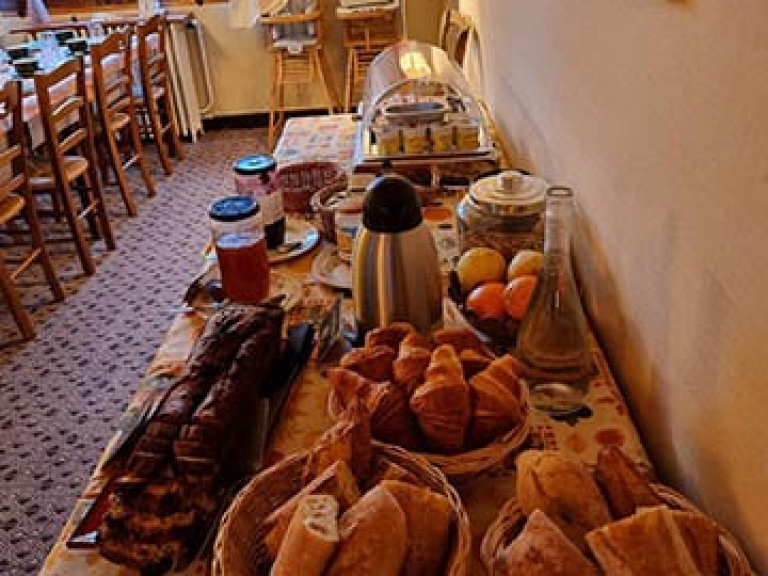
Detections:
[310, 245, 352, 290]
[268, 218, 321, 264]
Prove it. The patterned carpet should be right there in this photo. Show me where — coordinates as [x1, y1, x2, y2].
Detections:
[0, 128, 268, 575]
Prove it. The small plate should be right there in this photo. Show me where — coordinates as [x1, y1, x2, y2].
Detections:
[268, 218, 320, 264]
[311, 245, 351, 291]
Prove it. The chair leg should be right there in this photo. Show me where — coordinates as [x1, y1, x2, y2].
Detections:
[84, 161, 116, 251]
[55, 182, 96, 276]
[23, 195, 64, 302]
[163, 94, 185, 161]
[344, 48, 354, 113]
[149, 99, 174, 176]
[0, 258, 35, 340]
[106, 129, 138, 217]
[268, 53, 284, 151]
[129, 120, 156, 198]
[316, 48, 341, 113]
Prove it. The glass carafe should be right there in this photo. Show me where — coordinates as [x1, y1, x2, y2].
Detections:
[515, 186, 593, 415]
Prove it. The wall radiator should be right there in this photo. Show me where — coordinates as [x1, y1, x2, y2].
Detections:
[165, 17, 215, 142]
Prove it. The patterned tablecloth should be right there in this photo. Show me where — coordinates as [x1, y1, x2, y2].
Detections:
[40, 116, 649, 576]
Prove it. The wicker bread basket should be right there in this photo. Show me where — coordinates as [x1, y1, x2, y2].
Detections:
[212, 442, 471, 576]
[327, 382, 531, 481]
[479, 484, 755, 576]
[276, 161, 347, 214]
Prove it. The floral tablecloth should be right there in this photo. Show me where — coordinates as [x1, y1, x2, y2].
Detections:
[40, 116, 649, 576]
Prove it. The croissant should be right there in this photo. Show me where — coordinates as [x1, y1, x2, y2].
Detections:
[364, 322, 418, 351]
[392, 333, 433, 396]
[366, 381, 423, 451]
[432, 327, 486, 355]
[327, 368, 374, 410]
[340, 345, 396, 382]
[467, 354, 525, 447]
[409, 345, 471, 454]
[459, 348, 494, 379]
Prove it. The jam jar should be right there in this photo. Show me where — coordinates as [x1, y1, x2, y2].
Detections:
[456, 170, 548, 260]
[232, 154, 285, 249]
[209, 196, 270, 303]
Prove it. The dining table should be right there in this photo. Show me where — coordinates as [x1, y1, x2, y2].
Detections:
[38, 114, 653, 576]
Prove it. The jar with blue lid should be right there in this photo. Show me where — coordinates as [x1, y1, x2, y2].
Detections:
[233, 154, 285, 249]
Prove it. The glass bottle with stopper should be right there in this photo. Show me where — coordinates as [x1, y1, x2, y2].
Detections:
[515, 186, 594, 415]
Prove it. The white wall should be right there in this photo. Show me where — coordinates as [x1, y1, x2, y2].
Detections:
[459, 0, 768, 571]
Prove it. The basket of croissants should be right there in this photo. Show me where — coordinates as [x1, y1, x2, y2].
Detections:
[326, 322, 531, 480]
[480, 447, 756, 576]
[213, 399, 471, 576]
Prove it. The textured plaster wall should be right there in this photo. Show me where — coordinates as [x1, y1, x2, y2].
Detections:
[459, 0, 768, 571]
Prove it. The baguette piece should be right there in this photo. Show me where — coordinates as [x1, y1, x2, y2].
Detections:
[326, 485, 407, 576]
[594, 446, 663, 519]
[270, 495, 339, 576]
[516, 450, 612, 551]
[365, 458, 422, 490]
[379, 480, 454, 576]
[264, 460, 361, 559]
[495, 509, 598, 576]
[671, 510, 719, 576]
[586, 505, 702, 575]
[327, 367, 373, 410]
[409, 345, 471, 454]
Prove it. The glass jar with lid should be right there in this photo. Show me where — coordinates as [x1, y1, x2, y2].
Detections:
[232, 154, 285, 249]
[209, 196, 270, 303]
[456, 170, 549, 260]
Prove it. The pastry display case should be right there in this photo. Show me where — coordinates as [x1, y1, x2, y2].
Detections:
[353, 40, 499, 172]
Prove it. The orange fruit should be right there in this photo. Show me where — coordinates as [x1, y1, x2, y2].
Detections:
[465, 282, 507, 319]
[503, 275, 538, 320]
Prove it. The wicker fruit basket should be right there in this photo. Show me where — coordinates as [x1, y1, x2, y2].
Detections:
[327, 382, 531, 481]
[276, 161, 347, 214]
[212, 442, 471, 576]
[479, 484, 755, 576]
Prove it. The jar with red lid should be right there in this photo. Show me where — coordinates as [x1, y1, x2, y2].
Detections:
[209, 196, 270, 303]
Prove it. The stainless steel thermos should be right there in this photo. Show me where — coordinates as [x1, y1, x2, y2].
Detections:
[352, 174, 443, 336]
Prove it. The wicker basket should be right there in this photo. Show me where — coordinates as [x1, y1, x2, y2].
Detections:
[212, 442, 471, 576]
[327, 382, 531, 481]
[479, 484, 756, 576]
[276, 161, 347, 214]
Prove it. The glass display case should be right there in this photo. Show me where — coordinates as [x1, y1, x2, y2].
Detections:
[354, 40, 498, 169]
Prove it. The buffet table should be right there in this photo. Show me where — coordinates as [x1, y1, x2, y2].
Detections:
[39, 116, 650, 576]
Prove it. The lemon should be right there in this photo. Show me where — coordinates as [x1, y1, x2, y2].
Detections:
[506, 250, 544, 281]
[456, 247, 507, 293]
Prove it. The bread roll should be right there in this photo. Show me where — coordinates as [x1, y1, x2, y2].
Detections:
[495, 509, 598, 576]
[467, 354, 524, 447]
[264, 460, 360, 559]
[516, 450, 612, 551]
[409, 345, 471, 454]
[586, 505, 702, 575]
[594, 446, 663, 519]
[379, 480, 454, 576]
[340, 345, 396, 382]
[270, 495, 339, 576]
[304, 398, 372, 484]
[326, 486, 407, 576]
[393, 334, 432, 396]
[364, 322, 417, 351]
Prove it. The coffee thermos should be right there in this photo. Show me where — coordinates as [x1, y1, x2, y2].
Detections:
[352, 174, 443, 336]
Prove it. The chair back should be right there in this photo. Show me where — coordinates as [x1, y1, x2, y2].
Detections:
[0, 80, 28, 203]
[90, 30, 136, 126]
[136, 15, 168, 99]
[438, 8, 473, 67]
[33, 58, 96, 179]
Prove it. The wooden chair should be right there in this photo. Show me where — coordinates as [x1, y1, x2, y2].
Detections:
[337, 4, 401, 112]
[30, 57, 116, 276]
[91, 30, 156, 216]
[262, 0, 340, 149]
[438, 8, 473, 68]
[0, 80, 64, 340]
[135, 15, 184, 176]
